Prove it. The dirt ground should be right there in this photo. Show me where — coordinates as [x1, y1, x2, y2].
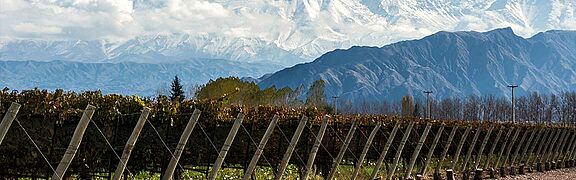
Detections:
[498, 168, 576, 180]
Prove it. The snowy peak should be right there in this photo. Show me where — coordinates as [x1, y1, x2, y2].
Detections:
[0, 34, 306, 66]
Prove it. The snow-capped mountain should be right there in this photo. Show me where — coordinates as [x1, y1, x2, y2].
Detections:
[0, 34, 304, 66]
[259, 28, 576, 103]
[2, 0, 575, 66]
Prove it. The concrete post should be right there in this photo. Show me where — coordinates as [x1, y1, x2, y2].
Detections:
[53, 104, 96, 180]
[242, 115, 278, 180]
[369, 121, 400, 180]
[327, 120, 357, 180]
[0, 102, 21, 145]
[351, 123, 381, 180]
[275, 116, 308, 180]
[114, 107, 152, 180]
[162, 109, 201, 180]
[302, 115, 329, 179]
[208, 113, 244, 180]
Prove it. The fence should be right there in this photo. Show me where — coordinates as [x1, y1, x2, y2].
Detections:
[2, 102, 576, 179]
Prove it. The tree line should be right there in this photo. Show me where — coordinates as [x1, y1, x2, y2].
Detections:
[169, 76, 576, 124]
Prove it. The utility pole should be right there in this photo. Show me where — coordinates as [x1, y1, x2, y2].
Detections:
[424, 91, 433, 120]
[508, 85, 518, 123]
[332, 96, 339, 115]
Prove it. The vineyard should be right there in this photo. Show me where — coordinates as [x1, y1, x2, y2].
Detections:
[1, 89, 576, 179]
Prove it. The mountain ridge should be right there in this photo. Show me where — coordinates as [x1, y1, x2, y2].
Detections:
[259, 28, 576, 103]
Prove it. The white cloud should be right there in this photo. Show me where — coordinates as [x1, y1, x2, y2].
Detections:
[0, 0, 575, 57]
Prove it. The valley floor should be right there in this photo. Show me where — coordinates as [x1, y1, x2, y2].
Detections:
[499, 168, 576, 180]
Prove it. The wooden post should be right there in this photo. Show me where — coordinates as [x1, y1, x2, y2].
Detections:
[502, 127, 521, 169]
[462, 125, 482, 172]
[327, 120, 357, 180]
[303, 115, 330, 179]
[275, 116, 307, 180]
[386, 121, 415, 180]
[406, 123, 432, 179]
[483, 127, 503, 169]
[511, 129, 529, 166]
[0, 102, 20, 145]
[548, 129, 566, 162]
[242, 115, 278, 180]
[541, 129, 561, 164]
[527, 128, 552, 164]
[562, 130, 576, 162]
[53, 104, 96, 180]
[451, 125, 472, 170]
[474, 124, 494, 169]
[421, 124, 445, 176]
[114, 107, 152, 180]
[351, 123, 381, 180]
[494, 127, 515, 169]
[208, 113, 244, 180]
[436, 126, 459, 174]
[162, 109, 201, 180]
[554, 129, 569, 162]
[519, 128, 538, 165]
[370, 121, 400, 180]
[531, 129, 551, 166]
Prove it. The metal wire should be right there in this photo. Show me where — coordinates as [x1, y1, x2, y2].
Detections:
[145, 118, 186, 172]
[89, 117, 133, 176]
[239, 123, 278, 177]
[275, 124, 307, 166]
[15, 118, 60, 179]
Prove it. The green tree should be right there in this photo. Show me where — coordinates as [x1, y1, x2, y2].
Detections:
[305, 79, 328, 109]
[170, 76, 185, 102]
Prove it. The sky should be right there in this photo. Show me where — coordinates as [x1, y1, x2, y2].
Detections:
[1, 0, 575, 53]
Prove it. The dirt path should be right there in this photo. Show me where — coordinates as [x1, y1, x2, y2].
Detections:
[499, 168, 576, 180]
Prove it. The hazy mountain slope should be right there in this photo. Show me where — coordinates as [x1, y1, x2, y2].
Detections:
[259, 28, 576, 102]
[0, 60, 281, 96]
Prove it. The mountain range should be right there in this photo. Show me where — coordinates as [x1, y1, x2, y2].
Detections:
[259, 28, 576, 102]
[1, 0, 576, 99]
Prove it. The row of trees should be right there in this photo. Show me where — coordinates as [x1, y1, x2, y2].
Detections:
[169, 76, 330, 110]
[168, 76, 576, 123]
[334, 92, 576, 124]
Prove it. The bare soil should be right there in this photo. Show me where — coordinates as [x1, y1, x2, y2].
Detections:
[498, 168, 576, 180]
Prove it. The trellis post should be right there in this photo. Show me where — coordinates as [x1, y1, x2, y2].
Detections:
[0, 102, 20, 145]
[351, 123, 381, 180]
[53, 104, 96, 180]
[562, 130, 576, 163]
[462, 125, 482, 172]
[474, 124, 494, 170]
[275, 116, 307, 180]
[510, 128, 529, 174]
[370, 121, 400, 180]
[114, 107, 151, 180]
[207, 113, 244, 180]
[436, 125, 459, 176]
[303, 115, 329, 179]
[162, 109, 201, 180]
[494, 127, 515, 169]
[327, 120, 357, 180]
[450, 125, 472, 170]
[420, 124, 445, 176]
[405, 122, 432, 179]
[553, 129, 569, 163]
[519, 128, 538, 165]
[533, 129, 552, 171]
[386, 121, 415, 180]
[541, 128, 561, 170]
[483, 127, 503, 169]
[242, 115, 278, 180]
